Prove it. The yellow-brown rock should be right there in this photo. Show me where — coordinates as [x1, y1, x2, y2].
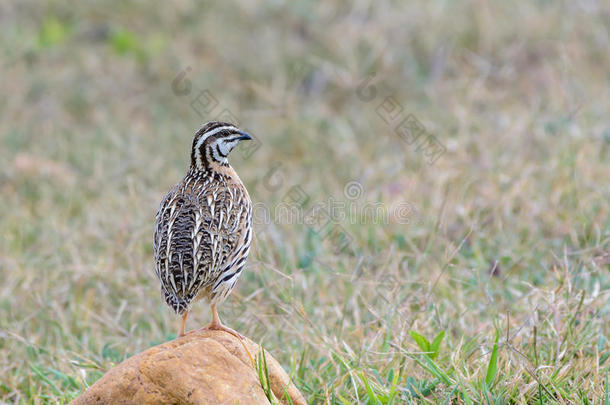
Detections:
[70, 330, 306, 405]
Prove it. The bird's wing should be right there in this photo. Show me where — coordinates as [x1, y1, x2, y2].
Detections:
[153, 187, 200, 301]
[153, 178, 251, 305]
[193, 182, 251, 292]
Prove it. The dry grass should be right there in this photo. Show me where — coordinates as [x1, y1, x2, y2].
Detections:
[1, 0, 609, 403]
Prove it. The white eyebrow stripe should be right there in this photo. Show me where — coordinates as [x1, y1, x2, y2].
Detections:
[194, 125, 237, 168]
[195, 125, 238, 150]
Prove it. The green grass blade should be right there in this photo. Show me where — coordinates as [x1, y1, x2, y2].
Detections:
[430, 331, 445, 360]
[485, 334, 499, 388]
[604, 370, 610, 405]
[413, 355, 453, 386]
[360, 371, 382, 405]
[410, 331, 431, 355]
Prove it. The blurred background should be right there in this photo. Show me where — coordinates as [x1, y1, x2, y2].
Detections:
[1, 0, 609, 402]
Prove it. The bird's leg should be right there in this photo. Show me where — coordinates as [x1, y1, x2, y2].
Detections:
[200, 303, 245, 340]
[203, 303, 254, 365]
[178, 311, 189, 337]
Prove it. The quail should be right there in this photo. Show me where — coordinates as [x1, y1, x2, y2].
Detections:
[153, 121, 253, 338]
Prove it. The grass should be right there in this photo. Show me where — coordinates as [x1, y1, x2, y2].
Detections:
[1, 0, 609, 403]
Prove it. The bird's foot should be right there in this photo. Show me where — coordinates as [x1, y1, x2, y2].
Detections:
[191, 322, 254, 366]
[202, 322, 254, 366]
[198, 322, 245, 340]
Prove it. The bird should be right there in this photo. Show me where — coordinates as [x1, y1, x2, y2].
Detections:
[153, 121, 253, 338]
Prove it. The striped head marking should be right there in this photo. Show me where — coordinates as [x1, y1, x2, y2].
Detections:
[191, 121, 253, 170]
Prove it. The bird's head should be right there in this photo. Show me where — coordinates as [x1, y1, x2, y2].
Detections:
[190, 121, 252, 171]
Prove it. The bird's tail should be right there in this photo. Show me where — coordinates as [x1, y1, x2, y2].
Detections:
[163, 291, 190, 315]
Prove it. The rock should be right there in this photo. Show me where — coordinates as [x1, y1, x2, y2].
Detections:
[70, 330, 306, 405]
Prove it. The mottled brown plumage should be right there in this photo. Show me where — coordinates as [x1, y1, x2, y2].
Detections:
[153, 122, 253, 337]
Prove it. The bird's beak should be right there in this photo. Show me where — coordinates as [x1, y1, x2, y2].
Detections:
[237, 131, 252, 141]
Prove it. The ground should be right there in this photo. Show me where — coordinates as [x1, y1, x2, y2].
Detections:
[0, 1, 609, 403]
